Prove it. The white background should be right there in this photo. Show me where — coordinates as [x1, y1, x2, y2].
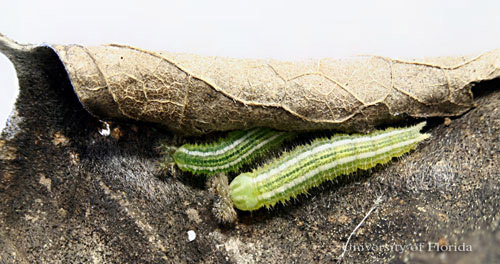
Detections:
[1, 0, 500, 132]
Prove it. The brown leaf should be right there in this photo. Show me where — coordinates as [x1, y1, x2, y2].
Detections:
[1, 33, 499, 135]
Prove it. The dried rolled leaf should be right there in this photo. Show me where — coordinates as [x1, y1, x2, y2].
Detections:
[1, 34, 499, 135]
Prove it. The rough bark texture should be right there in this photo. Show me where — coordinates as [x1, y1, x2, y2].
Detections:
[0, 34, 499, 263]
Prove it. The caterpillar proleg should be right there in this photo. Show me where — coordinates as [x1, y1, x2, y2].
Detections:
[172, 128, 296, 176]
[229, 122, 430, 211]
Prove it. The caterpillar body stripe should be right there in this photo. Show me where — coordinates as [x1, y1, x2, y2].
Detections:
[172, 128, 296, 175]
[229, 122, 430, 211]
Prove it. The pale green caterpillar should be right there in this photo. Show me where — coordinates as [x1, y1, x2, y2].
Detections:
[229, 122, 430, 211]
[172, 127, 296, 176]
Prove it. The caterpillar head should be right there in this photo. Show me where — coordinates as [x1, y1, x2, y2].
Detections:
[229, 173, 260, 211]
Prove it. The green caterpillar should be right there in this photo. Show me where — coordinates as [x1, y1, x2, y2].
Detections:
[229, 122, 430, 211]
[172, 127, 296, 175]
